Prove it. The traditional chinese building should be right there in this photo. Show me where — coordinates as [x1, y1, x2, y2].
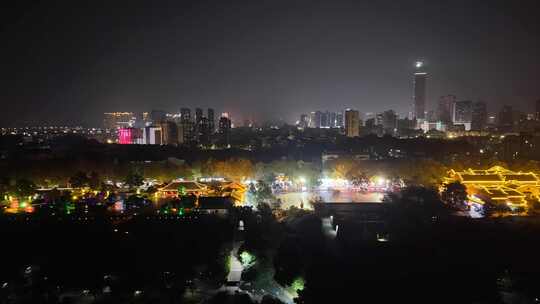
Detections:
[444, 166, 540, 207]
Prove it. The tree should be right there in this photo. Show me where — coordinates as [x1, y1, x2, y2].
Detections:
[13, 179, 36, 197]
[384, 186, 451, 234]
[254, 180, 274, 205]
[274, 237, 304, 286]
[125, 169, 143, 188]
[441, 181, 468, 210]
[88, 171, 101, 189]
[211, 158, 254, 181]
[69, 171, 89, 188]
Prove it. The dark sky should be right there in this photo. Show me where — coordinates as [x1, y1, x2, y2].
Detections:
[2, 0, 539, 126]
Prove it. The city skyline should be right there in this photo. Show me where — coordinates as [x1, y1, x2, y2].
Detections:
[2, 0, 540, 127]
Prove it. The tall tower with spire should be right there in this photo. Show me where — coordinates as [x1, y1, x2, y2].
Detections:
[413, 61, 427, 121]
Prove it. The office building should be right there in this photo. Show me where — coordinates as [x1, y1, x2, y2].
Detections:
[298, 114, 309, 129]
[336, 112, 344, 128]
[437, 95, 456, 124]
[536, 99, 540, 121]
[195, 108, 203, 124]
[381, 110, 398, 135]
[498, 105, 514, 132]
[471, 101, 487, 131]
[150, 110, 167, 124]
[308, 111, 322, 128]
[320, 111, 329, 128]
[160, 121, 180, 145]
[218, 114, 232, 146]
[178, 108, 193, 142]
[345, 109, 360, 137]
[103, 112, 135, 129]
[453, 100, 473, 131]
[208, 108, 215, 133]
[143, 126, 162, 145]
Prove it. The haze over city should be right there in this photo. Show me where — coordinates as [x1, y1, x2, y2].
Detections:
[2, 0, 540, 126]
[4, 2, 540, 304]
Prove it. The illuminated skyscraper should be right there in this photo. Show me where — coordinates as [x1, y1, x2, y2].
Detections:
[345, 109, 360, 137]
[413, 61, 427, 120]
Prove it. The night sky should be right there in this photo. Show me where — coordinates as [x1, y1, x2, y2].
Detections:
[2, 0, 539, 126]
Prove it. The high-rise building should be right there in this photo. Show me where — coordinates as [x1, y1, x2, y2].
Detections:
[381, 110, 398, 135]
[345, 109, 360, 137]
[437, 95, 456, 124]
[308, 111, 322, 128]
[320, 111, 329, 128]
[193, 108, 204, 142]
[150, 110, 167, 124]
[195, 108, 203, 123]
[329, 112, 337, 128]
[536, 99, 540, 121]
[413, 61, 427, 120]
[103, 112, 135, 129]
[118, 128, 133, 144]
[364, 112, 375, 123]
[198, 117, 211, 145]
[498, 105, 514, 132]
[178, 108, 193, 142]
[218, 114, 232, 147]
[471, 101, 487, 131]
[375, 113, 383, 126]
[487, 115, 497, 126]
[180, 108, 191, 122]
[299, 114, 309, 129]
[160, 121, 180, 145]
[207, 108, 215, 133]
[453, 100, 473, 130]
[336, 112, 344, 128]
[143, 126, 162, 145]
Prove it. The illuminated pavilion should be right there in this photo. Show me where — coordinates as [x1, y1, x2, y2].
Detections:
[157, 179, 247, 205]
[444, 166, 540, 207]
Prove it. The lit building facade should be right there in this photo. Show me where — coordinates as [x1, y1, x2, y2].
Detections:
[103, 112, 135, 130]
[345, 109, 360, 137]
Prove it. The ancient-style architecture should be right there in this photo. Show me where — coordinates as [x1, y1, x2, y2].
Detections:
[444, 166, 540, 208]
